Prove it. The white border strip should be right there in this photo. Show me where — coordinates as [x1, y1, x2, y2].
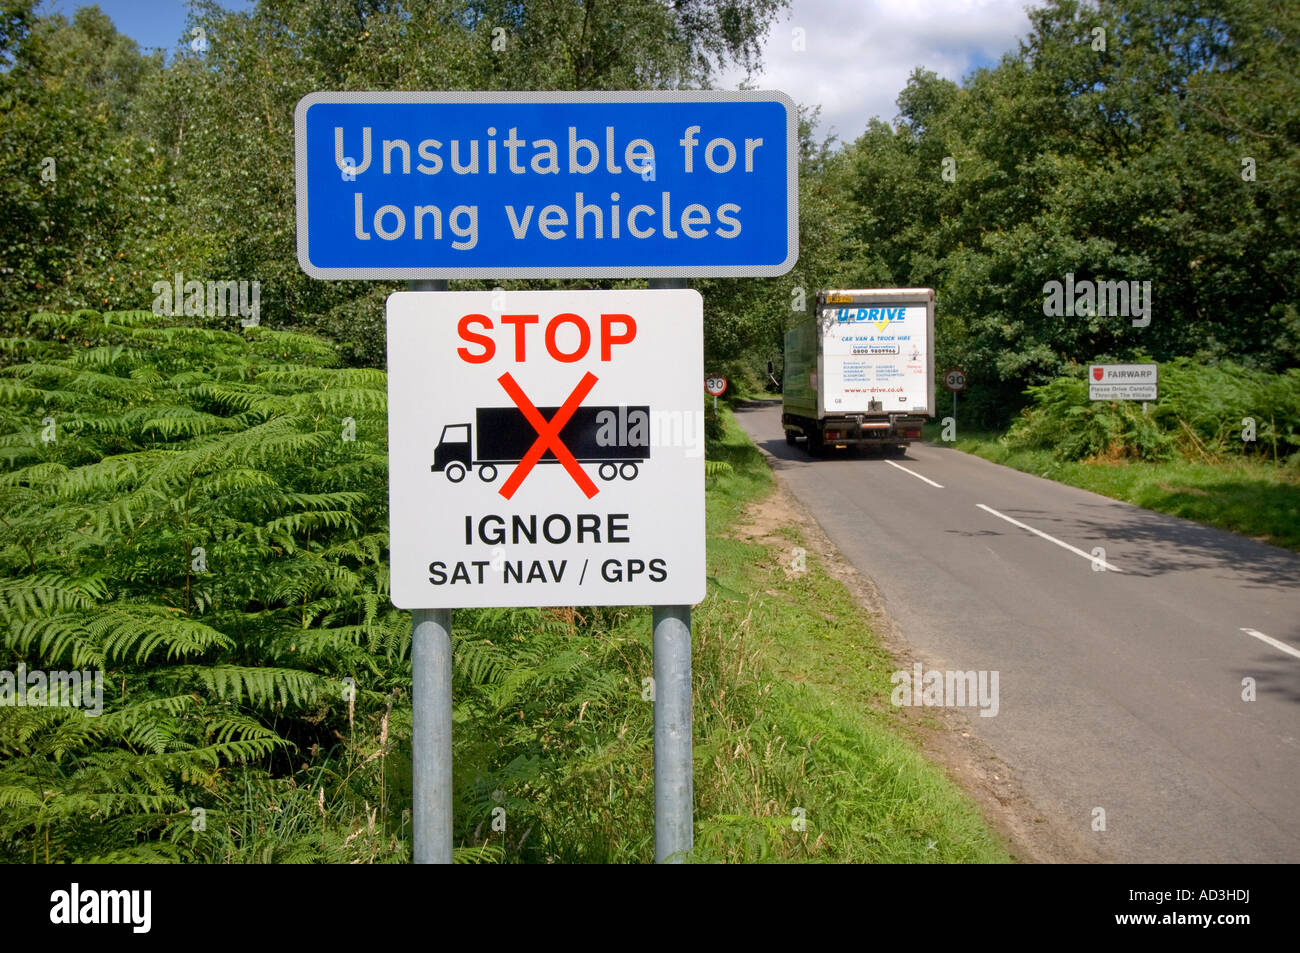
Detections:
[976, 503, 1124, 572]
[1240, 628, 1300, 660]
[885, 459, 943, 488]
[293, 89, 799, 280]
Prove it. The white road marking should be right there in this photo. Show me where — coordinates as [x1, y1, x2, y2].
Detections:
[885, 459, 944, 488]
[1240, 628, 1300, 660]
[976, 503, 1124, 572]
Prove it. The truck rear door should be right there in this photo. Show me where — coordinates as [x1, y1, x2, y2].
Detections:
[819, 298, 931, 417]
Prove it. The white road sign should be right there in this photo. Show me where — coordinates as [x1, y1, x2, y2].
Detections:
[1090, 363, 1158, 401]
[386, 289, 705, 608]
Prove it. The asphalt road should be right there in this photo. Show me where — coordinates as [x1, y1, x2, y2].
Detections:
[735, 401, 1300, 863]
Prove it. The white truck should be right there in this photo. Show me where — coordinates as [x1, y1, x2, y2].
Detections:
[782, 288, 935, 455]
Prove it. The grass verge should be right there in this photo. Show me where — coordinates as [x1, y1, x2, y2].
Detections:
[926, 424, 1300, 552]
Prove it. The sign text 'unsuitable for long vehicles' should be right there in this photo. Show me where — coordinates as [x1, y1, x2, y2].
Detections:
[296, 91, 797, 279]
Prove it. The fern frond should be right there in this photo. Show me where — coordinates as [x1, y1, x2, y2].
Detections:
[87, 606, 233, 664]
[167, 664, 335, 708]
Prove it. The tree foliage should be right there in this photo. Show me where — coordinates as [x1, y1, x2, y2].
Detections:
[2, 0, 789, 355]
[830, 0, 1299, 424]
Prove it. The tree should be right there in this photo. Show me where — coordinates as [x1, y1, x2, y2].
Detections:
[0, 6, 166, 319]
[831, 0, 1299, 424]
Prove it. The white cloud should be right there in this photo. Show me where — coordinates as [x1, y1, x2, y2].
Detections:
[716, 0, 1036, 145]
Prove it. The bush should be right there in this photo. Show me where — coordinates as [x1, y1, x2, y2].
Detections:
[0, 309, 405, 862]
[1004, 360, 1300, 464]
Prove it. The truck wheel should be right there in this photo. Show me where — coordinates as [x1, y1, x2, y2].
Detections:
[805, 428, 824, 456]
[445, 462, 466, 483]
[478, 464, 498, 482]
[598, 462, 618, 481]
[785, 429, 797, 446]
[886, 444, 906, 458]
[619, 462, 638, 480]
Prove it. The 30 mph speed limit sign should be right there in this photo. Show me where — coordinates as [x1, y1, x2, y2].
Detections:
[944, 368, 967, 392]
[704, 376, 727, 396]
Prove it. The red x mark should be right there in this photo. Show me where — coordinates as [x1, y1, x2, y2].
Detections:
[497, 371, 600, 500]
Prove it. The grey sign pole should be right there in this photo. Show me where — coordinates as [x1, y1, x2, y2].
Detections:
[652, 605, 693, 862]
[649, 277, 694, 863]
[408, 279, 454, 865]
[411, 607, 452, 863]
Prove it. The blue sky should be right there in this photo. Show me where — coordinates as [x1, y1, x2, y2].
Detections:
[40, 0, 253, 57]
[40, 0, 1034, 142]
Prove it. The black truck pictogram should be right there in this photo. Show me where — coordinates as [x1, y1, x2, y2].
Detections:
[432, 405, 651, 484]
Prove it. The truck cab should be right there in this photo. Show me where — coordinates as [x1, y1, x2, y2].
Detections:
[432, 423, 472, 481]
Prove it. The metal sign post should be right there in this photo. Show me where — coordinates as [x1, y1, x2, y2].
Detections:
[943, 367, 966, 427]
[411, 608, 452, 863]
[705, 375, 727, 413]
[651, 276, 693, 863]
[408, 279, 454, 865]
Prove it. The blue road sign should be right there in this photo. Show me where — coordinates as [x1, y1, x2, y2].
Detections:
[294, 91, 797, 279]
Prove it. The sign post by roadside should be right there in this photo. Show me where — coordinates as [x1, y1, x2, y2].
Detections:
[705, 374, 727, 411]
[943, 366, 966, 422]
[649, 277, 693, 863]
[1089, 364, 1158, 414]
[296, 88, 797, 865]
[406, 280, 452, 865]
